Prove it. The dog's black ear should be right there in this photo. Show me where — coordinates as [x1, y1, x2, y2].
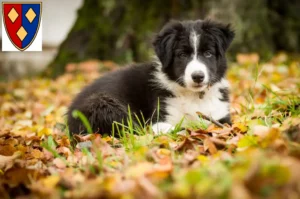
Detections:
[203, 20, 235, 55]
[218, 23, 235, 52]
[153, 21, 182, 69]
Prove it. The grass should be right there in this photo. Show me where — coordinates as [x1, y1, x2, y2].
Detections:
[186, 117, 208, 130]
[71, 110, 93, 134]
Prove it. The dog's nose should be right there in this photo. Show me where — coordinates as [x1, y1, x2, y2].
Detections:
[191, 71, 205, 83]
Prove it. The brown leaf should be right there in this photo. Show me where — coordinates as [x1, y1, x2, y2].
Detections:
[53, 158, 66, 169]
[190, 131, 208, 139]
[73, 134, 96, 142]
[43, 148, 54, 161]
[0, 151, 21, 171]
[210, 137, 227, 147]
[174, 137, 197, 151]
[203, 138, 218, 154]
[0, 144, 17, 156]
[212, 127, 233, 136]
[0, 129, 11, 137]
[56, 146, 72, 156]
[31, 149, 44, 159]
[4, 167, 42, 185]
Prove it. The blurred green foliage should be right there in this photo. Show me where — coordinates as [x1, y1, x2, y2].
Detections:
[47, 0, 300, 77]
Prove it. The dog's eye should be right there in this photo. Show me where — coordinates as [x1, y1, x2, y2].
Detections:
[178, 52, 187, 58]
[204, 51, 212, 58]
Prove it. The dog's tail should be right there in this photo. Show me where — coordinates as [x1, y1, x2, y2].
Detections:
[67, 93, 129, 136]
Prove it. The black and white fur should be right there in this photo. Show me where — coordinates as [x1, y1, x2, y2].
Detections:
[67, 19, 234, 135]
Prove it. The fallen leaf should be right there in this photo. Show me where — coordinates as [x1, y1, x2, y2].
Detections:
[233, 122, 248, 133]
[40, 175, 60, 189]
[252, 125, 270, 138]
[0, 151, 22, 171]
[53, 158, 66, 169]
[203, 138, 218, 154]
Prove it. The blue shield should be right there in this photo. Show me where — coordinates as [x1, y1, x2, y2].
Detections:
[21, 4, 42, 49]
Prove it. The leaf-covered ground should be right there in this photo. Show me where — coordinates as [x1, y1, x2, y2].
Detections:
[0, 54, 299, 199]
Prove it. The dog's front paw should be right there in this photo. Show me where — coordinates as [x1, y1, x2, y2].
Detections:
[152, 122, 174, 135]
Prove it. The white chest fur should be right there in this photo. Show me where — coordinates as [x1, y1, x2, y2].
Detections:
[164, 79, 230, 126]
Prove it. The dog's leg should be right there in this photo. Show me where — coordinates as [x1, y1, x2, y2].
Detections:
[218, 114, 232, 125]
[151, 122, 174, 135]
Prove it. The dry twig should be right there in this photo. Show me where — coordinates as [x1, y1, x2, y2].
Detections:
[196, 112, 226, 128]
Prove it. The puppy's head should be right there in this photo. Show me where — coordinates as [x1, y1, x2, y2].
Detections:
[153, 19, 234, 92]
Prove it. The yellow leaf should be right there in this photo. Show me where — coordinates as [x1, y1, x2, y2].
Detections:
[31, 149, 44, 159]
[157, 148, 171, 156]
[102, 136, 112, 142]
[40, 175, 60, 189]
[197, 155, 209, 163]
[233, 122, 248, 133]
[38, 127, 52, 137]
[260, 128, 281, 147]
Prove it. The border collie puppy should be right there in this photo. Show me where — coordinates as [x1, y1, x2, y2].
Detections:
[67, 19, 234, 135]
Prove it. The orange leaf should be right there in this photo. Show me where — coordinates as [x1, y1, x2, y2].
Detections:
[203, 138, 218, 154]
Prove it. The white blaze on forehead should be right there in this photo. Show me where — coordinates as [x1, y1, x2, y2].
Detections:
[184, 30, 209, 91]
[190, 31, 199, 59]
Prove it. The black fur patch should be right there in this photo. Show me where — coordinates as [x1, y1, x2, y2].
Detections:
[219, 88, 229, 102]
[218, 114, 231, 125]
[67, 93, 129, 135]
